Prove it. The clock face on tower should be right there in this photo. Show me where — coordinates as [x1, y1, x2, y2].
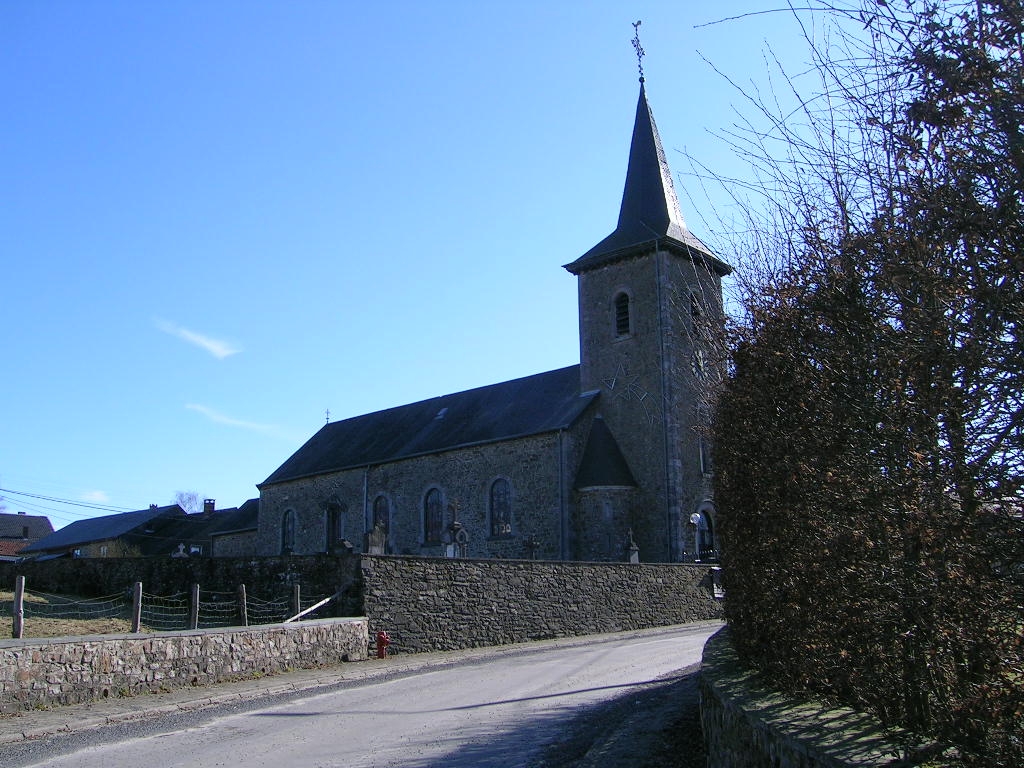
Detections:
[602, 360, 661, 424]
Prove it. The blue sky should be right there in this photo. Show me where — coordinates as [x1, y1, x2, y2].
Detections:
[2, 1, 809, 528]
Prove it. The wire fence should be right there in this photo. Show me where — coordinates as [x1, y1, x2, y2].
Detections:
[4, 579, 335, 638]
[247, 594, 292, 625]
[9, 589, 129, 620]
[139, 591, 188, 632]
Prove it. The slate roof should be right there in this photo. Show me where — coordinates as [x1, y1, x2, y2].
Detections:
[573, 416, 637, 490]
[564, 82, 731, 278]
[0, 512, 53, 540]
[262, 366, 597, 486]
[21, 504, 186, 554]
[129, 500, 260, 556]
[209, 498, 259, 536]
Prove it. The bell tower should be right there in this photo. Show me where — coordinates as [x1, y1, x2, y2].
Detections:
[564, 77, 731, 561]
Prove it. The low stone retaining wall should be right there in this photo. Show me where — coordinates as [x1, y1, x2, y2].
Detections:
[0, 618, 368, 713]
[362, 555, 722, 653]
[700, 627, 938, 767]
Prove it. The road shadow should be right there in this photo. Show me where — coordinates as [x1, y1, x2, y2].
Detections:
[355, 665, 705, 768]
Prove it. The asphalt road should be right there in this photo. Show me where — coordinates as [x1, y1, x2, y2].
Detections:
[7, 623, 718, 768]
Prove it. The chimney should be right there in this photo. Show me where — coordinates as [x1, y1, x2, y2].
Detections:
[203, 498, 216, 517]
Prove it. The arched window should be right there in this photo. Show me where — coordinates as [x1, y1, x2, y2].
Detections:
[281, 509, 296, 555]
[690, 506, 716, 561]
[614, 292, 631, 337]
[489, 478, 512, 537]
[372, 495, 390, 534]
[423, 488, 443, 544]
[326, 501, 347, 551]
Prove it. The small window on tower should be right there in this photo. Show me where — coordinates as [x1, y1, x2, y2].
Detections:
[690, 293, 702, 332]
[614, 292, 631, 337]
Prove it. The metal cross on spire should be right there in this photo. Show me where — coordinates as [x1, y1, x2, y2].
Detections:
[631, 20, 645, 83]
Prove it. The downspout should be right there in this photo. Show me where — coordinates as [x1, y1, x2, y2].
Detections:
[558, 428, 567, 560]
[362, 465, 369, 547]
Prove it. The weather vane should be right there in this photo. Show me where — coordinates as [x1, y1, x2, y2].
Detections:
[631, 20, 645, 83]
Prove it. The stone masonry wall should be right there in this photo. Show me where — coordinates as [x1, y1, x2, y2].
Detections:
[361, 555, 722, 653]
[257, 431, 586, 562]
[0, 618, 368, 713]
[210, 530, 258, 558]
[701, 627, 928, 767]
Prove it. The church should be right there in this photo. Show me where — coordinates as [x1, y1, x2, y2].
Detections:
[255, 76, 731, 563]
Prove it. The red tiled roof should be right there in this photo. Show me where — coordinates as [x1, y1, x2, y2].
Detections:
[0, 540, 28, 557]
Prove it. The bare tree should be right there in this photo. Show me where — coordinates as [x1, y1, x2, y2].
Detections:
[173, 491, 203, 515]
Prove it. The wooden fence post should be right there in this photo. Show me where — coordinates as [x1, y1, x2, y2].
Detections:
[291, 584, 301, 620]
[237, 584, 248, 627]
[131, 582, 143, 633]
[189, 583, 200, 630]
[12, 575, 25, 639]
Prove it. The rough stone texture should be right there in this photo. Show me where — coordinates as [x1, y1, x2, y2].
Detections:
[0, 554, 363, 616]
[361, 555, 723, 653]
[701, 627, 935, 767]
[256, 431, 591, 562]
[571, 487, 641, 562]
[0, 618, 368, 713]
[210, 530, 258, 558]
[576, 248, 724, 563]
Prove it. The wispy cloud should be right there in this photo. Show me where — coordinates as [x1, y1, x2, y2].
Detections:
[80, 490, 110, 503]
[186, 404, 275, 434]
[155, 319, 239, 359]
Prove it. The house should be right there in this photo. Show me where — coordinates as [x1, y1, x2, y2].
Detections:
[21, 504, 187, 559]
[0, 512, 54, 561]
[147, 498, 258, 558]
[256, 78, 731, 563]
[208, 498, 260, 557]
[21, 500, 262, 559]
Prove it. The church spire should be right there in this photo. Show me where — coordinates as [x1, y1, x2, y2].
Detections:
[614, 81, 693, 246]
[565, 72, 727, 275]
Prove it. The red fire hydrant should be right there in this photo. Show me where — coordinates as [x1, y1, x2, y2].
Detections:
[376, 630, 391, 659]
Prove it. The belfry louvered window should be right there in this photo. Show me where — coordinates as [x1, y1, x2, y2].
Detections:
[614, 292, 631, 337]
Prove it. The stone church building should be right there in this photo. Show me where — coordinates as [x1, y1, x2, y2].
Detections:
[256, 79, 731, 563]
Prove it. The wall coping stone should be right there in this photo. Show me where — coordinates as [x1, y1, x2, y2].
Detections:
[0, 617, 367, 650]
[361, 553, 714, 568]
[701, 626, 949, 767]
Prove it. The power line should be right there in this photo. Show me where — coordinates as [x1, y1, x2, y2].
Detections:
[0, 487, 137, 513]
